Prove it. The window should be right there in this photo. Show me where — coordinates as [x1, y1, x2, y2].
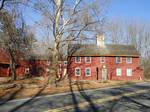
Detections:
[126, 68, 132, 76]
[126, 57, 132, 63]
[47, 61, 50, 65]
[100, 57, 105, 63]
[46, 68, 50, 74]
[25, 68, 30, 74]
[85, 68, 91, 76]
[75, 57, 81, 63]
[85, 57, 91, 63]
[116, 57, 122, 63]
[64, 61, 68, 65]
[75, 68, 81, 76]
[116, 68, 122, 76]
[58, 64, 62, 74]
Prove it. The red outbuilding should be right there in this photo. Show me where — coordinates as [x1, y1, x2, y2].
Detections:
[67, 35, 144, 81]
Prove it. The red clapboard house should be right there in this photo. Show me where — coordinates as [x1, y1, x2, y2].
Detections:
[67, 35, 144, 81]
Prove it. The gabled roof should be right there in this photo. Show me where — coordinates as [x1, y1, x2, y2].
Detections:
[68, 44, 140, 57]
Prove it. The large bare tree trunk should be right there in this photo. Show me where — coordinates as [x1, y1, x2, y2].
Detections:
[51, 0, 62, 86]
[9, 50, 17, 80]
[10, 58, 17, 80]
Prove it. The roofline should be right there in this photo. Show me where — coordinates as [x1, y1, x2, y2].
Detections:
[68, 55, 140, 57]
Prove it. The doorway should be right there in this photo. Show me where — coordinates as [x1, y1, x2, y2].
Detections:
[96, 67, 99, 80]
[102, 68, 107, 81]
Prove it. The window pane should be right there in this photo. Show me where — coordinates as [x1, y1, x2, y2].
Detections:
[127, 69, 132, 76]
[116, 68, 121, 76]
[85, 57, 91, 63]
[100, 57, 105, 63]
[86, 68, 91, 76]
[75, 57, 81, 63]
[75, 68, 80, 76]
[116, 57, 121, 63]
[126, 57, 132, 63]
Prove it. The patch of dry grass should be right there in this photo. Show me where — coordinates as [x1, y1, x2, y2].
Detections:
[0, 79, 143, 100]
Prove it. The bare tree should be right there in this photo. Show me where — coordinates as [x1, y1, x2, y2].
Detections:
[0, 9, 35, 80]
[28, 0, 108, 85]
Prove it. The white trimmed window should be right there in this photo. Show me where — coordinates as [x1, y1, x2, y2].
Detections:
[85, 68, 91, 76]
[46, 68, 50, 74]
[85, 57, 91, 63]
[25, 68, 30, 74]
[126, 57, 132, 63]
[116, 57, 122, 63]
[47, 61, 50, 65]
[100, 57, 105, 63]
[75, 57, 81, 63]
[64, 61, 68, 65]
[75, 68, 81, 76]
[126, 68, 132, 76]
[116, 68, 122, 76]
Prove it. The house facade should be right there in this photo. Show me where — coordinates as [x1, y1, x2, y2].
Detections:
[67, 35, 144, 81]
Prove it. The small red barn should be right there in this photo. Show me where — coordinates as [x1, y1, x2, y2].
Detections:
[67, 35, 144, 81]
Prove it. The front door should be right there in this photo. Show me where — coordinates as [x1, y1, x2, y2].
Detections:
[102, 69, 107, 81]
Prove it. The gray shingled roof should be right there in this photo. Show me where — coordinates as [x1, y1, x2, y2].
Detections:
[68, 44, 140, 57]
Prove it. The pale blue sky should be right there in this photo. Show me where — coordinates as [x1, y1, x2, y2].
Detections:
[107, 0, 150, 21]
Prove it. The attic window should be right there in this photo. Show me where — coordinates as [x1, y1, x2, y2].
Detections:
[75, 57, 81, 63]
[116, 57, 122, 63]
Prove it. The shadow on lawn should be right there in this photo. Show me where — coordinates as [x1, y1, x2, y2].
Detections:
[8, 83, 48, 112]
[0, 84, 23, 106]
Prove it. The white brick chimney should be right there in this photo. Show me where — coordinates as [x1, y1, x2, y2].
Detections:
[96, 34, 105, 47]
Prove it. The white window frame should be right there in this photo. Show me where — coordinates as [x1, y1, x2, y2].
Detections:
[47, 60, 50, 65]
[85, 57, 91, 63]
[25, 68, 30, 74]
[75, 67, 81, 76]
[64, 61, 68, 65]
[75, 57, 81, 63]
[116, 68, 122, 76]
[116, 57, 122, 63]
[85, 68, 91, 76]
[126, 68, 132, 76]
[100, 57, 105, 63]
[126, 57, 132, 64]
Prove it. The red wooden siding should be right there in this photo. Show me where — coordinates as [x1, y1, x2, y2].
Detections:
[67, 56, 144, 81]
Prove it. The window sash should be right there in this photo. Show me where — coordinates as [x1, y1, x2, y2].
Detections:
[85, 68, 91, 76]
[126, 69, 132, 76]
[116, 57, 122, 63]
[85, 57, 91, 63]
[100, 57, 105, 63]
[75, 57, 81, 63]
[116, 68, 122, 76]
[75, 68, 81, 76]
[126, 57, 132, 63]
[64, 61, 68, 65]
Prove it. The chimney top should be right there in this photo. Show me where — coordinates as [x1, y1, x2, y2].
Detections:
[96, 34, 105, 47]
